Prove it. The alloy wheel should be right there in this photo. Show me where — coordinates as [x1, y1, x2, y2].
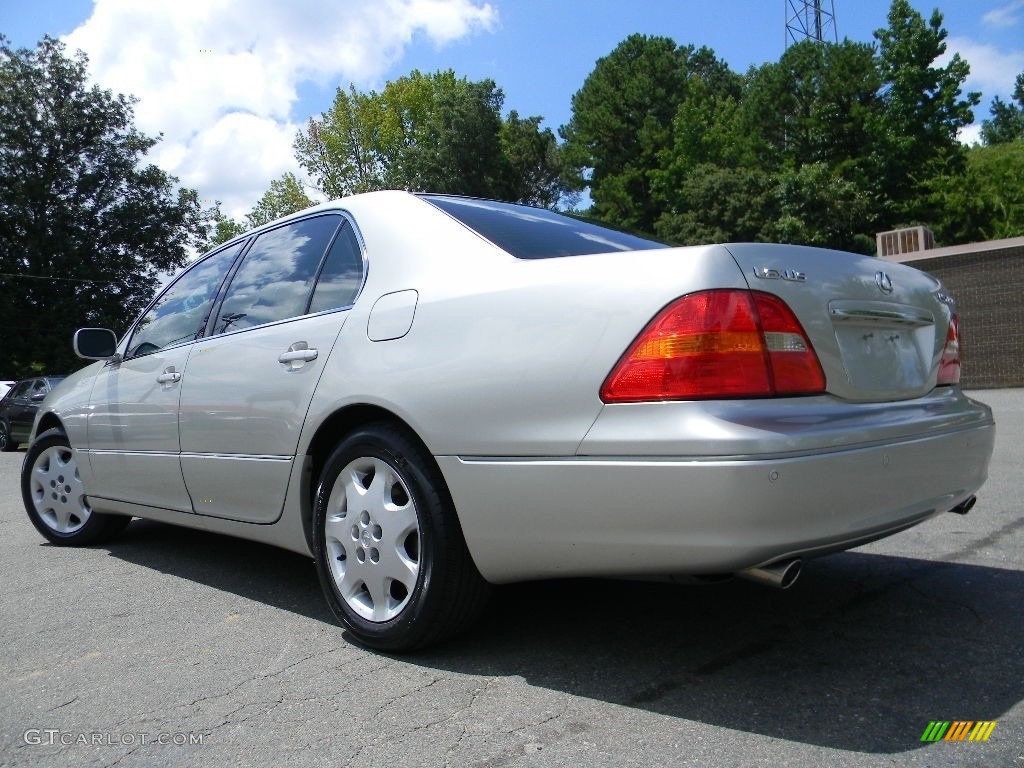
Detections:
[28, 444, 91, 534]
[323, 456, 421, 622]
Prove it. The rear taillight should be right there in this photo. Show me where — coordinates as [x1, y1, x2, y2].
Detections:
[937, 314, 961, 385]
[600, 289, 826, 403]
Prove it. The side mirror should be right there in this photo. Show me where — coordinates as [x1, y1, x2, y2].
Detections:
[31, 392, 46, 402]
[74, 328, 119, 360]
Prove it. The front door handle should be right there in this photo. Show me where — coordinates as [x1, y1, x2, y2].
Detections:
[278, 342, 318, 369]
[156, 367, 181, 384]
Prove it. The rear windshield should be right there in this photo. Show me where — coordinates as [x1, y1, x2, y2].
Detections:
[420, 195, 668, 259]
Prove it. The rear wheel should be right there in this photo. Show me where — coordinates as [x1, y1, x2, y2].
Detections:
[312, 423, 489, 651]
[22, 428, 131, 545]
[0, 422, 17, 451]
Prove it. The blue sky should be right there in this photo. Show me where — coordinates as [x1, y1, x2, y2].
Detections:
[5, 1, 1023, 218]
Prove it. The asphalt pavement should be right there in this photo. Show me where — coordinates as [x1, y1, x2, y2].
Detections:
[1, 390, 1021, 768]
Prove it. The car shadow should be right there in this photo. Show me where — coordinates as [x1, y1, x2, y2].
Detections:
[99, 518, 335, 624]
[100, 519, 1022, 753]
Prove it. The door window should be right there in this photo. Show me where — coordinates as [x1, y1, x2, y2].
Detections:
[308, 222, 364, 314]
[213, 215, 341, 334]
[126, 241, 245, 358]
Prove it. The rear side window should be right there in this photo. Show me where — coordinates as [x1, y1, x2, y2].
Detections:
[308, 223, 363, 314]
[214, 215, 341, 334]
[10, 381, 32, 399]
[421, 195, 668, 259]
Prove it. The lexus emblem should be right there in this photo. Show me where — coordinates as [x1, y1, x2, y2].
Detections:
[875, 271, 894, 294]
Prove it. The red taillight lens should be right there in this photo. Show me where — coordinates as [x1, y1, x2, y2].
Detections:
[752, 292, 826, 395]
[600, 290, 825, 403]
[937, 314, 961, 385]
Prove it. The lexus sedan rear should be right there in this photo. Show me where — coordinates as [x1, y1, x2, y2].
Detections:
[22, 191, 994, 650]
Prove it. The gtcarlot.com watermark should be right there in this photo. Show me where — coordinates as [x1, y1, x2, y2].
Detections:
[24, 729, 204, 747]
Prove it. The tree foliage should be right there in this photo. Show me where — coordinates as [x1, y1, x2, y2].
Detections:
[871, 0, 979, 222]
[981, 73, 1024, 145]
[560, 34, 738, 233]
[561, 0, 1006, 251]
[925, 141, 1024, 243]
[740, 40, 881, 173]
[0, 37, 205, 377]
[294, 70, 574, 206]
[246, 172, 314, 229]
[199, 203, 247, 251]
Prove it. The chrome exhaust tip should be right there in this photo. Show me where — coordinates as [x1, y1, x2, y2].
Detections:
[949, 495, 977, 515]
[736, 558, 802, 590]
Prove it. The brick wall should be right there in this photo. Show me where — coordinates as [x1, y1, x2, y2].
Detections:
[890, 243, 1024, 388]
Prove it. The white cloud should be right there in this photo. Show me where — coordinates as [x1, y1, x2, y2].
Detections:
[958, 123, 983, 146]
[62, 0, 497, 220]
[982, 1, 1024, 28]
[942, 32, 1024, 148]
[168, 113, 301, 219]
[945, 36, 1024, 101]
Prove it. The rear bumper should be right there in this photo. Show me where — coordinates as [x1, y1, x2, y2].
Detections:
[438, 395, 994, 584]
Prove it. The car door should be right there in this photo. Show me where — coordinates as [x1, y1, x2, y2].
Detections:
[86, 242, 246, 511]
[5, 380, 35, 441]
[12, 379, 49, 439]
[178, 215, 364, 524]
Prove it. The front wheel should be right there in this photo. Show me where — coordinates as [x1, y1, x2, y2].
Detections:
[312, 423, 489, 652]
[22, 428, 131, 545]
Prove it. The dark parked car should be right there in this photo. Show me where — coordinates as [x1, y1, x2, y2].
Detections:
[0, 377, 65, 451]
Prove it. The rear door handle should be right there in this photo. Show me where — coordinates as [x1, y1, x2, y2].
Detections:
[278, 349, 318, 363]
[278, 342, 318, 369]
[156, 367, 181, 384]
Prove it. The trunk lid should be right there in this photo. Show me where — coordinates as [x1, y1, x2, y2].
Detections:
[723, 243, 953, 402]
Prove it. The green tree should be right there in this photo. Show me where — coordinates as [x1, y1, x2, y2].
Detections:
[762, 163, 875, 252]
[926, 141, 1024, 243]
[246, 172, 314, 228]
[192, 202, 247, 253]
[651, 40, 880, 250]
[294, 70, 570, 206]
[391, 72, 509, 197]
[741, 40, 881, 173]
[500, 111, 577, 208]
[294, 84, 381, 198]
[560, 34, 738, 232]
[871, 0, 979, 224]
[653, 164, 775, 245]
[0, 37, 205, 377]
[981, 73, 1024, 145]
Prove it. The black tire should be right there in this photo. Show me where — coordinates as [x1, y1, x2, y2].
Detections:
[0, 421, 17, 452]
[21, 428, 132, 546]
[312, 422, 490, 652]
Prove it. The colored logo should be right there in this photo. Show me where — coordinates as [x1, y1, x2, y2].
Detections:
[920, 721, 996, 742]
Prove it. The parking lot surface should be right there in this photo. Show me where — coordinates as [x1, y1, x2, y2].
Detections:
[1, 390, 1021, 767]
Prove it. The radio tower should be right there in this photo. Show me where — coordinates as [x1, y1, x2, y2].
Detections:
[785, 0, 838, 47]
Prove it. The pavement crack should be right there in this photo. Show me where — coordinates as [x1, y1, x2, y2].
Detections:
[943, 515, 1024, 562]
[48, 694, 79, 711]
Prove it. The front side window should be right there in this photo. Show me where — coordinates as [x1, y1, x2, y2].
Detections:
[11, 380, 32, 399]
[126, 241, 245, 358]
[214, 215, 341, 334]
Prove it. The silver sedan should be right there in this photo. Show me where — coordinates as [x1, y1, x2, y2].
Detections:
[21, 192, 995, 650]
